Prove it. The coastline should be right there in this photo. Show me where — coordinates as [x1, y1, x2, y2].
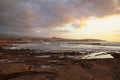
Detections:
[0, 45, 120, 80]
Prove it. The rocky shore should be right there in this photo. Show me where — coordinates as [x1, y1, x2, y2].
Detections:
[0, 46, 120, 80]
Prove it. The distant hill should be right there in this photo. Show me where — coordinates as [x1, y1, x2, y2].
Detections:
[77, 39, 106, 42]
[0, 33, 106, 42]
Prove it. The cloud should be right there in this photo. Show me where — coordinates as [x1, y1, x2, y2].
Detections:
[0, 0, 120, 36]
[115, 30, 120, 37]
[0, 0, 38, 35]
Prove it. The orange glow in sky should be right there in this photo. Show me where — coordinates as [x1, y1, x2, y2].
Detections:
[58, 15, 120, 41]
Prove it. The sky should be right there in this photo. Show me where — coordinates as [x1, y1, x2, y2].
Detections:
[0, 0, 120, 41]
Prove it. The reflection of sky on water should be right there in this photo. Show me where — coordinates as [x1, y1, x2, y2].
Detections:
[82, 52, 113, 59]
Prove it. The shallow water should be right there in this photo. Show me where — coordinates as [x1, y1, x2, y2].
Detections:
[3, 42, 120, 59]
[11, 42, 120, 52]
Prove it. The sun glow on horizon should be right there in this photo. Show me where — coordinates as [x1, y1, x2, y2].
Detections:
[59, 15, 120, 41]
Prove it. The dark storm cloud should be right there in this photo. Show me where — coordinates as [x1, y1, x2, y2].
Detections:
[0, 0, 37, 35]
[0, 0, 119, 36]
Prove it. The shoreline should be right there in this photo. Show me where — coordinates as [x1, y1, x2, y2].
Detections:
[0, 44, 120, 80]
